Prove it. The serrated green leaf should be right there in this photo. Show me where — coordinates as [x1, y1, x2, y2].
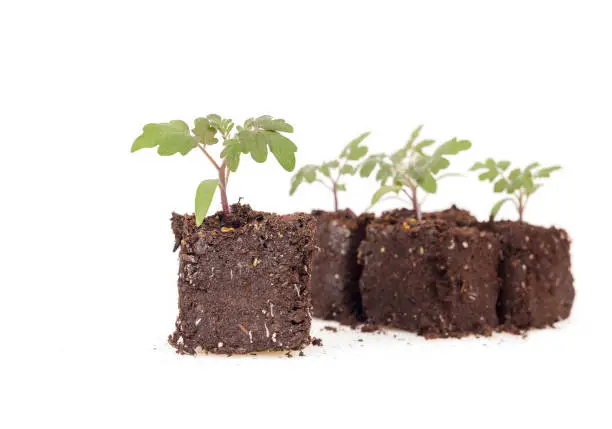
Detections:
[267, 131, 298, 171]
[371, 185, 401, 206]
[319, 164, 331, 177]
[339, 164, 355, 175]
[341, 131, 371, 160]
[418, 171, 437, 193]
[248, 115, 294, 133]
[193, 117, 219, 145]
[347, 146, 368, 160]
[131, 121, 197, 156]
[195, 179, 219, 226]
[360, 157, 378, 177]
[220, 139, 242, 172]
[336, 184, 347, 192]
[494, 178, 508, 193]
[485, 158, 497, 170]
[300, 165, 318, 183]
[536, 166, 561, 178]
[490, 197, 514, 220]
[497, 160, 511, 171]
[470, 161, 487, 171]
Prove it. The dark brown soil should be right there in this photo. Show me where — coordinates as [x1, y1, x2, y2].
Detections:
[309, 209, 371, 324]
[359, 218, 501, 337]
[168, 203, 317, 355]
[311, 337, 323, 346]
[323, 326, 338, 332]
[481, 221, 575, 329]
[382, 205, 477, 227]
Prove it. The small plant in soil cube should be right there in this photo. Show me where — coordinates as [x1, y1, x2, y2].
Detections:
[360, 125, 471, 220]
[131, 115, 318, 355]
[290, 132, 370, 211]
[470, 159, 561, 221]
[471, 159, 572, 329]
[131, 114, 298, 222]
[289, 132, 371, 323]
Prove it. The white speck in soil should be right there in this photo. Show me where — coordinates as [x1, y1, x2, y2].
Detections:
[462, 241, 469, 249]
[218, 342, 223, 348]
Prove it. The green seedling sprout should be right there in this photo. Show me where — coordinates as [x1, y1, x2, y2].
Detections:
[470, 159, 561, 221]
[131, 115, 297, 225]
[290, 132, 370, 211]
[359, 125, 471, 220]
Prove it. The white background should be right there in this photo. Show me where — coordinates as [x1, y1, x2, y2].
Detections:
[1, 1, 611, 427]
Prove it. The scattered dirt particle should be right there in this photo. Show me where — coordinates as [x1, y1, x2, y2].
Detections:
[324, 326, 338, 332]
[360, 323, 380, 333]
[311, 337, 323, 346]
[299, 351, 305, 357]
[285, 352, 293, 358]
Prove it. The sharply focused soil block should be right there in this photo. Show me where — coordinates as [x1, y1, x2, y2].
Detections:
[484, 221, 574, 329]
[309, 210, 370, 323]
[168, 204, 317, 354]
[359, 217, 501, 337]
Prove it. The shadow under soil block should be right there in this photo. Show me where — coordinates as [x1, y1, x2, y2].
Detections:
[168, 204, 317, 355]
[359, 218, 501, 337]
[309, 209, 370, 324]
[486, 221, 575, 329]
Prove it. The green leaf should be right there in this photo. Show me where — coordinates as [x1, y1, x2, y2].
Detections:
[193, 118, 219, 145]
[319, 164, 331, 177]
[485, 158, 497, 170]
[434, 138, 472, 157]
[406, 125, 423, 149]
[470, 161, 487, 171]
[375, 163, 393, 184]
[414, 139, 435, 151]
[195, 179, 219, 226]
[371, 185, 401, 206]
[430, 156, 450, 174]
[536, 166, 561, 178]
[206, 114, 234, 137]
[526, 162, 541, 171]
[339, 165, 355, 175]
[131, 121, 197, 156]
[267, 132, 298, 171]
[497, 160, 511, 171]
[490, 197, 514, 220]
[220, 139, 242, 172]
[527, 184, 542, 196]
[360, 157, 378, 177]
[494, 178, 508, 193]
[336, 184, 347, 192]
[300, 165, 318, 183]
[341, 131, 371, 160]
[289, 173, 303, 196]
[417, 171, 437, 193]
[478, 170, 498, 182]
[248, 115, 294, 133]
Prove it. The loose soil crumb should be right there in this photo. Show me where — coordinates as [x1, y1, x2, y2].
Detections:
[324, 326, 338, 332]
[311, 337, 323, 346]
[299, 351, 305, 357]
[285, 352, 293, 358]
[360, 323, 380, 333]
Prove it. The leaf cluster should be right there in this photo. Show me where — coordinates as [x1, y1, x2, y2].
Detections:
[290, 132, 370, 196]
[471, 159, 561, 218]
[131, 114, 297, 173]
[360, 125, 471, 206]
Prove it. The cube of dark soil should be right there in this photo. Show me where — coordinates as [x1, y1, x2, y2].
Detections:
[359, 218, 501, 337]
[309, 210, 370, 324]
[168, 204, 317, 355]
[486, 221, 574, 329]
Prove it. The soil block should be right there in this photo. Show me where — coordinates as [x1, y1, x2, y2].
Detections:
[485, 221, 574, 329]
[309, 209, 370, 323]
[168, 204, 317, 355]
[359, 217, 501, 337]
